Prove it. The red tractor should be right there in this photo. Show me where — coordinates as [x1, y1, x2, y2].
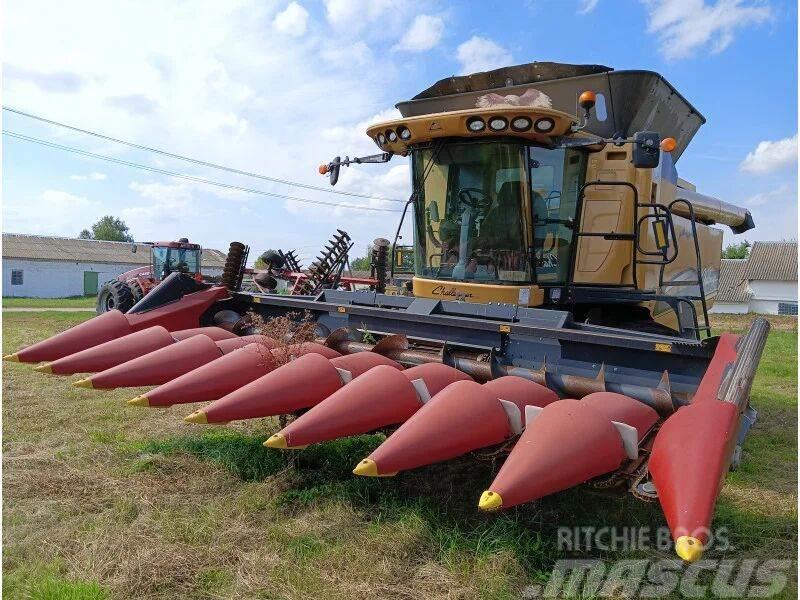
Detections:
[96, 238, 205, 314]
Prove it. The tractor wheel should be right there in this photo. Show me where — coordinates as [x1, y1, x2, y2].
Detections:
[96, 280, 136, 314]
[128, 280, 144, 305]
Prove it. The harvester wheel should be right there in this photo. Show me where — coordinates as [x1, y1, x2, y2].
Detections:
[96, 280, 136, 314]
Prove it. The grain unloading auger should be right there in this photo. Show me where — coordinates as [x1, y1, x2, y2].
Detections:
[9, 62, 769, 563]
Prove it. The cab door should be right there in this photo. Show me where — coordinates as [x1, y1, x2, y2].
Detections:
[529, 146, 586, 284]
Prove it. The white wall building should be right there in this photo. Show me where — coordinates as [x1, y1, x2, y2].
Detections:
[2, 233, 227, 298]
[710, 242, 797, 315]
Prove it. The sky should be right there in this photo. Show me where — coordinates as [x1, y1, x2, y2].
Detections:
[2, 0, 797, 264]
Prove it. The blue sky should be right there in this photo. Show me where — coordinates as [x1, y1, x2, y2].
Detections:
[3, 0, 797, 262]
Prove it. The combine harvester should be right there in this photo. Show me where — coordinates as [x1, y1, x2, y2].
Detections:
[8, 62, 769, 563]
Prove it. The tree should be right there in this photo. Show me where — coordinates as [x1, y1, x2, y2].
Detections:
[349, 243, 375, 271]
[350, 255, 371, 271]
[722, 240, 751, 259]
[79, 216, 134, 242]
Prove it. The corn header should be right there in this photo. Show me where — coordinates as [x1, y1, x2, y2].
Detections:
[7, 62, 769, 564]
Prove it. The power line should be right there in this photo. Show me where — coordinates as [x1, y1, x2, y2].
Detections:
[3, 130, 403, 213]
[2, 106, 404, 204]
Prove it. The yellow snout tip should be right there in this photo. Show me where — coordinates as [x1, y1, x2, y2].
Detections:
[34, 363, 52, 373]
[262, 434, 307, 449]
[478, 490, 503, 511]
[352, 458, 396, 477]
[353, 458, 379, 476]
[675, 536, 704, 563]
[183, 411, 208, 424]
[127, 395, 150, 407]
[264, 433, 288, 449]
[72, 378, 94, 389]
[3, 353, 20, 362]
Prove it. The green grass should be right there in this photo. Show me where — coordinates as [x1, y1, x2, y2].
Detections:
[2, 312, 796, 599]
[3, 295, 95, 308]
[3, 565, 107, 600]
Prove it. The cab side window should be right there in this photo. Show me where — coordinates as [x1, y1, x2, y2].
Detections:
[530, 147, 586, 283]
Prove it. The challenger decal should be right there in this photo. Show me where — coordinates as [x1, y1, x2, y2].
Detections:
[431, 285, 475, 299]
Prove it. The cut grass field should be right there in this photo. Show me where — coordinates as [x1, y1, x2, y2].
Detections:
[2, 312, 797, 599]
[3, 295, 96, 309]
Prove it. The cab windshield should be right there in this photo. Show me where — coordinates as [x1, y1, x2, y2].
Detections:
[151, 246, 200, 277]
[412, 141, 586, 285]
[412, 142, 530, 284]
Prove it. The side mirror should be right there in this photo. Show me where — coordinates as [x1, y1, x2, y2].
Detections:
[329, 157, 341, 186]
[632, 131, 661, 169]
[319, 157, 341, 186]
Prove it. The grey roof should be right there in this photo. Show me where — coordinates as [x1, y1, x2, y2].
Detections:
[2, 233, 227, 268]
[743, 241, 797, 282]
[717, 259, 752, 303]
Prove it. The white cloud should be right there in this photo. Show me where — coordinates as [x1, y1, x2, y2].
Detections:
[740, 134, 798, 174]
[41, 189, 91, 208]
[3, 189, 100, 236]
[129, 180, 192, 203]
[456, 36, 513, 75]
[123, 181, 197, 231]
[70, 172, 108, 181]
[3, 0, 419, 252]
[4, 64, 85, 92]
[320, 41, 373, 67]
[645, 0, 771, 60]
[393, 15, 444, 52]
[272, 2, 309, 37]
[734, 183, 798, 243]
[321, 107, 402, 155]
[578, 0, 600, 14]
[323, 0, 397, 31]
[743, 183, 792, 206]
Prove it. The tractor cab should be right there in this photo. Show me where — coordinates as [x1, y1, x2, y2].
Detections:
[151, 238, 203, 280]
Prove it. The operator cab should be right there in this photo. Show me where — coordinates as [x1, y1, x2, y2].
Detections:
[151, 238, 202, 279]
[412, 139, 587, 286]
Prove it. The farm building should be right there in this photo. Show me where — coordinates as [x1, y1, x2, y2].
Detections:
[710, 241, 798, 315]
[2, 233, 227, 298]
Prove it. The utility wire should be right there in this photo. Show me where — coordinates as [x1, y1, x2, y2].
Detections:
[2, 106, 404, 203]
[3, 130, 402, 213]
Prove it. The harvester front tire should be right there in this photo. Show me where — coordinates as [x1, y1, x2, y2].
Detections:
[96, 280, 136, 314]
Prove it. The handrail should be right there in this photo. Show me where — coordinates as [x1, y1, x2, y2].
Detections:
[570, 180, 713, 340]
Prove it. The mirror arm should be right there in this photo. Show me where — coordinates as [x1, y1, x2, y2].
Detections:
[334, 152, 393, 168]
[390, 193, 416, 280]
